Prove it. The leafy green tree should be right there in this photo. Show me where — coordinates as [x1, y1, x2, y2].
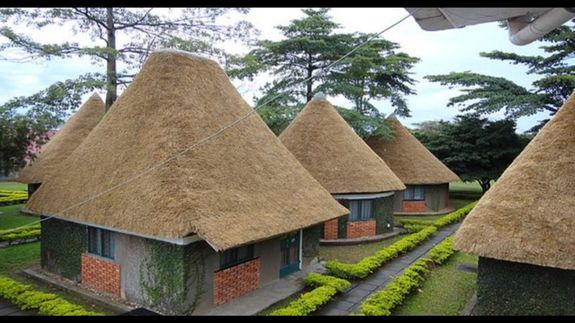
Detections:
[230, 8, 417, 137]
[0, 8, 254, 175]
[327, 33, 419, 116]
[229, 8, 345, 102]
[425, 23, 575, 133]
[414, 115, 529, 193]
[0, 8, 255, 110]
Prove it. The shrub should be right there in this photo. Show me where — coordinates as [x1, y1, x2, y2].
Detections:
[304, 273, 351, 292]
[269, 286, 338, 316]
[269, 273, 351, 316]
[0, 190, 28, 206]
[325, 226, 437, 280]
[0, 275, 103, 316]
[358, 235, 456, 316]
[0, 224, 41, 244]
[399, 201, 477, 229]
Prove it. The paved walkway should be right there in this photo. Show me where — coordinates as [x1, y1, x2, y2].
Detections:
[316, 223, 461, 316]
[0, 298, 33, 316]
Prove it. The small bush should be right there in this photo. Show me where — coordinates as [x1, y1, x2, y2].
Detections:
[304, 273, 351, 292]
[269, 286, 338, 316]
[0, 275, 103, 316]
[358, 235, 456, 316]
[399, 201, 477, 229]
[0, 224, 41, 244]
[325, 226, 437, 279]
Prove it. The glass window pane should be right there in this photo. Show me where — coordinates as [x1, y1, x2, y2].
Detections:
[361, 200, 373, 220]
[404, 186, 414, 200]
[101, 230, 113, 259]
[88, 228, 99, 254]
[349, 200, 360, 221]
[414, 186, 425, 200]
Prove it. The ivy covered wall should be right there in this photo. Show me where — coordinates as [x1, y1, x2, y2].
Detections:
[477, 257, 575, 315]
[41, 217, 86, 281]
[302, 225, 321, 265]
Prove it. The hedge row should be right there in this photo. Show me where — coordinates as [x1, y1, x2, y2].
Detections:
[399, 201, 477, 229]
[324, 226, 437, 280]
[0, 275, 103, 316]
[269, 273, 351, 316]
[358, 236, 455, 316]
[0, 224, 41, 244]
[0, 191, 28, 206]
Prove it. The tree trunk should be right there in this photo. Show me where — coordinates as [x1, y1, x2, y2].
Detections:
[478, 179, 491, 193]
[306, 53, 313, 102]
[105, 8, 117, 112]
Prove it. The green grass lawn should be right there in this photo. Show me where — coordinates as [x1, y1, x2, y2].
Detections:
[393, 251, 478, 316]
[0, 204, 38, 230]
[0, 242, 40, 275]
[319, 234, 405, 264]
[0, 181, 27, 191]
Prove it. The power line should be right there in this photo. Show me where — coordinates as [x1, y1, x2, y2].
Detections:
[3, 9, 419, 234]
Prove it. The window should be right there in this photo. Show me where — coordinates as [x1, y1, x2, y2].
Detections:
[219, 244, 254, 269]
[348, 199, 374, 221]
[87, 227, 114, 259]
[404, 186, 425, 201]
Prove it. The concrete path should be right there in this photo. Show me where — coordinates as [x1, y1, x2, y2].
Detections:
[0, 298, 34, 316]
[316, 223, 461, 316]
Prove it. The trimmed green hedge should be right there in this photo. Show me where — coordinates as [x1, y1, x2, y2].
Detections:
[325, 226, 437, 280]
[359, 236, 455, 316]
[0, 190, 28, 206]
[269, 273, 351, 316]
[0, 224, 41, 244]
[399, 201, 477, 229]
[0, 275, 103, 316]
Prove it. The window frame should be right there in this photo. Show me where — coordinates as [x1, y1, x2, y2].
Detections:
[348, 199, 375, 222]
[219, 244, 255, 270]
[87, 227, 115, 260]
[403, 186, 426, 201]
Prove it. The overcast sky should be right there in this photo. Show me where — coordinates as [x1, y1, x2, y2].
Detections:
[0, 8, 551, 132]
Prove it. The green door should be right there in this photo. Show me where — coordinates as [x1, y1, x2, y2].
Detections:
[280, 232, 300, 278]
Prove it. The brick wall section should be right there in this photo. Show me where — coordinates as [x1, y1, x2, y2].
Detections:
[81, 254, 120, 297]
[323, 219, 339, 240]
[213, 258, 260, 306]
[402, 201, 428, 213]
[346, 220, 376, 239]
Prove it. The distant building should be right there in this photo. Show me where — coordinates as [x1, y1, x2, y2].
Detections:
[366, 117, 460, 215]
[280, 96, 405, 241]
[18, 94, 105, 196]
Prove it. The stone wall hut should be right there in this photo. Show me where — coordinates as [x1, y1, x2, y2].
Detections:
[279, 96, 405, 241]
[18, 94, 105, 197]
[24, 50, 349, 315]
[366, 116, 460, 215]
[454, 93, 575, 315]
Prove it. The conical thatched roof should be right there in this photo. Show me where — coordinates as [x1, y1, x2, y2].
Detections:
[279, 97, 405, 194]
[25, 49, 348, 251]
[366, 117, 460, 185]
[18, 94, 105, 184]
[455, 93, 575, 271]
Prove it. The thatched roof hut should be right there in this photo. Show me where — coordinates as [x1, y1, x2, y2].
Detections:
[279, 97, 405, 194]
[365, 117, 460, 185]
[18, 94, 105, 184]
[455, 93, 575, 271]
[25, 49, 348, 251]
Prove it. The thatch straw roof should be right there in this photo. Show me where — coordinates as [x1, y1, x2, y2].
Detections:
[18, 94, 105, 184]
[365, 117, 460, 185]
[455, 93, 575, 271]
[279, 97, 405, 194]
[25, 49, 348, 251]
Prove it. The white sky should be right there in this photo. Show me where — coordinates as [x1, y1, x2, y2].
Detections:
[0, 8, 553, 133]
